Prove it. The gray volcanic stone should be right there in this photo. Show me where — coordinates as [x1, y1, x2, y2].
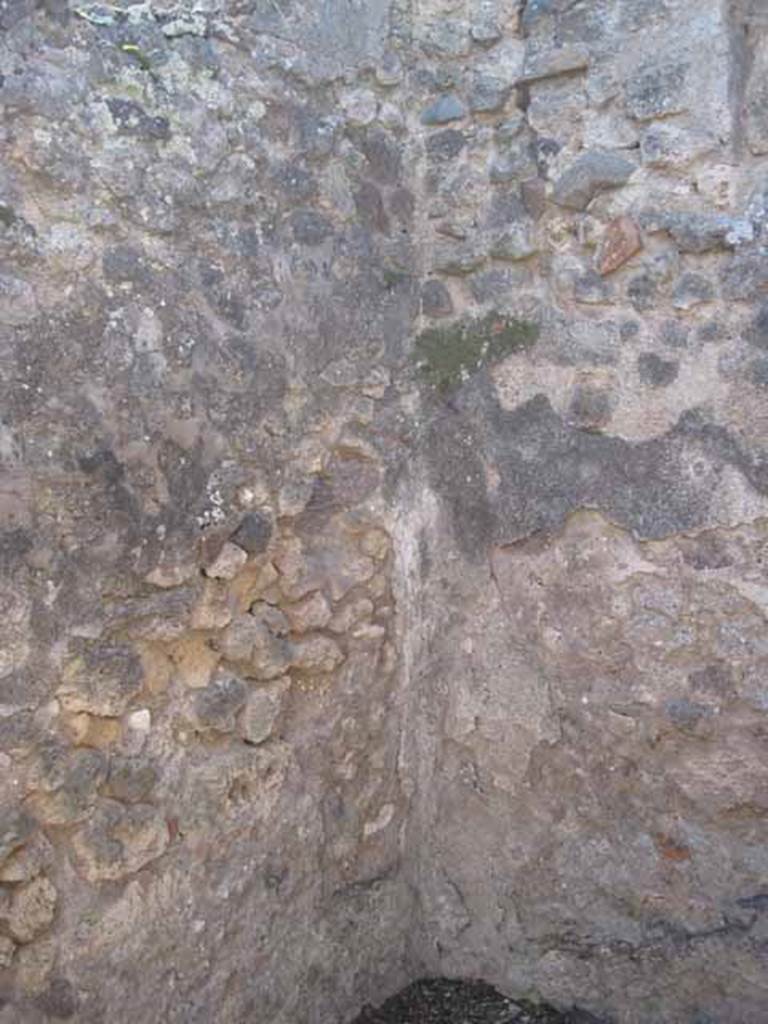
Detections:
[231, 511, 273, 554]
[467, 73, 511, 113]
[421, 279, 454, 318]
[552, 150, 636, 210]
[420, 94, 467, 125]
[521, 44, 590, 83]
[624, 60, 689, 120]
[637, 351, 679, 387]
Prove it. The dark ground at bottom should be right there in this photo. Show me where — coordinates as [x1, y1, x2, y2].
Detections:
[350, 979, 608, 1024]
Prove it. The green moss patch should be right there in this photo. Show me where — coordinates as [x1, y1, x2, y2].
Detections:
[413, 311, 539, 394]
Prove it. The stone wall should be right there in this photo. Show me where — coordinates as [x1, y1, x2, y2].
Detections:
[1, 0, 768, 1021]
[402, 2, 768, 1023]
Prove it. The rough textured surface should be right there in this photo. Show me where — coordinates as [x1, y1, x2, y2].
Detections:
[1, 0, 767, 1022]
[351, 977, 599, 1024]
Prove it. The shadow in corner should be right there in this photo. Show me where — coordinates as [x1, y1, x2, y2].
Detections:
[350, 978, 611, 1024]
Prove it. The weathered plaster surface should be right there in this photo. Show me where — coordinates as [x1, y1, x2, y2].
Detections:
[1, 0, 768, 1021]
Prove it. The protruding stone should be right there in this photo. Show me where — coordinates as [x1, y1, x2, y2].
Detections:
[204, 542, 247, 581]
[426, 128, 466, 162]
[0, 832, 54, 883]
[521, 44, 589, 83]
[284, 592, 332, 633]
[239, 678, 290, 746]
[420, 95, 466, 126]
[217, 616, 292, 680]
[596, 215, 642, 275]
[467, 73, 511, 113]
[624, 60, 689, 120]
[661, 212, 749, 254]
[230, 511, 273, 555]
[191, 675, 247, 733]
[290, 636, 345, 674]
[7, 876, 57, 943]
[553, 151, 636, 211]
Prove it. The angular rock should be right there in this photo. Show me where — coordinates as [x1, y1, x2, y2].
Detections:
[552, 151, 636, 210]
[624, 60, 689, 120]
[191, 675, 248, 733]
[230, 511, 273, 555]
[596, 215, 642, 275]
[217, 616, 292, 680]
[521, 44, 590, 83]
[290, 636, 345, 674]
[6, 876, 57, 943]
[660, 211, 747, 254]
[426, 129, 466, 163]
[467, 73, 511, 113]
[420, 95, 467, 126]
[640, 124, 717, 169]
[284, 591, 332, 633]
[0, 832, 54, 883]
[204, 542, 248, 581]
[239, 678, 290, 746]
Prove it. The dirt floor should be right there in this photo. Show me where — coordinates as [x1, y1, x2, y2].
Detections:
[350, 978, 608, 1024]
